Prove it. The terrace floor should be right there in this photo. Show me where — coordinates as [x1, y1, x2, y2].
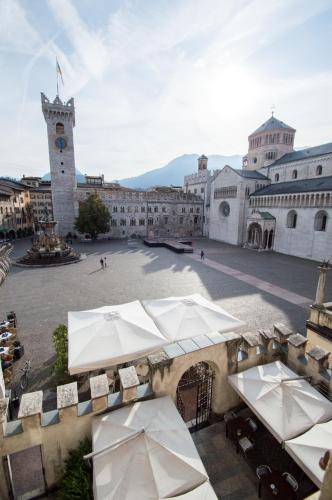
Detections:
[192, 408, 318, 500]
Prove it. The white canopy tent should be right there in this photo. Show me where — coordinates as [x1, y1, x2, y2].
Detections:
[285, 420, 332, 488]
[91, 396, 213, 500]
[68, 301, 167, 375]
[228, 361, 332, 442]
[162, 481, 217, 499]
[143, 293, 245, 342]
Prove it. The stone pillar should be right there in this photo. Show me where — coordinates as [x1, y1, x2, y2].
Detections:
[273, 322, 293, 344]
[314, 263, 331, 308]
[57, 382, 78, 420]
[287, 333, 308, 372]
[259, 328, 277, 361]
[90, 374, 109, 412]
[18, 391, 43, 431]
[119, 366, 139, 403]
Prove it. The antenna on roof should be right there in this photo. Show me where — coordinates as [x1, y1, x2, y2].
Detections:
[271, 104, 276, 117]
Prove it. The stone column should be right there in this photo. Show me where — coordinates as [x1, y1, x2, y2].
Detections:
[90, 374, 109, 413]
[314, 263, 331, 308]
[119, 366, 139, 403]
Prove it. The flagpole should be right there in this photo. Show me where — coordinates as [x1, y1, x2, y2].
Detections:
[56, 59, 59, 97]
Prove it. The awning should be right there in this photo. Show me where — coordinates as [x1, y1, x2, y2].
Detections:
[162, 481, 217, 499]
[68, 301, 167, 375]
[285, 420, 332, 488]
[228, 361, 332, 442]
[91, 396, 212, 500]
[143, 293, 245, 342]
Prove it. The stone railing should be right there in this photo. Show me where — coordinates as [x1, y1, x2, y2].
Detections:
[0, 243, 12, 287]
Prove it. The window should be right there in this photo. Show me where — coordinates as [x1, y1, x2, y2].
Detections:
[148, 206, 152, 213]
[162, 207, 166, 213]
[139, 219, 145, 226]
[141, 206, 145, 212]
[194, 216, 198, 224]
[130, 218, 136, 226]
[190, 207, 193, 213]
[196, 207, 200, 213]
[275, 173, 279, 182]
[314, 211, 328, 231]
[127, 206, 132, 213]
[292, 170, 298, 179]
[253, 157, 257, 164]
[111, 219, 117, 227]
[120, 206, 125, 213]
[182, 207, 186, 213]
[113, 206, 118, 213]
[194, 189, 197, 194]
[120, 219, 126, 226]
[135, 206, 138, 212]
[287, 210, 297, 228]
[219, 201, 230, 217]
[148, 218, 153, 225]
[316, 165, 322, 176]
[179, 216, 184, 224]
[56, 122, 64, 134]
[201, 187, 204, 194]
[164, 216, 168, 224]
[154, 206, 158, 213]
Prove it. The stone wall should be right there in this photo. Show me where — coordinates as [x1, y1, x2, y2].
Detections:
[0, 244, 11, 287]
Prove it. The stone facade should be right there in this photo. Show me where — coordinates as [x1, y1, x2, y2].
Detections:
[0, 179, 33, 239]
[41, 94, 77, 236]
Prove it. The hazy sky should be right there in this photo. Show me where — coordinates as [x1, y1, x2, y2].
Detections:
[1, 0, 332, 181]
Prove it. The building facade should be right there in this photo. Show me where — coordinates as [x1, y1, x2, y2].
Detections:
[0, 179, 33, 240]
[185, 115, 332, 261]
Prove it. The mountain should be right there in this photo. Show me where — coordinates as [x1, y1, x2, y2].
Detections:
[42, 170, 86, 183]
[117, 154, 243, 189]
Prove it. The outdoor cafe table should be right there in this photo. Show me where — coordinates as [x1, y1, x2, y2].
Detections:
[226, 416, 253, 440]
[260, 471, 296, 499]
[0, 332, 12, 342]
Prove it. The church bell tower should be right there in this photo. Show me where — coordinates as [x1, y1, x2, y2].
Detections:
[41, 93, 77, 236]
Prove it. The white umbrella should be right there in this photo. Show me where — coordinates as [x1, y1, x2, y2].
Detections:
[228, 361, 332, 442]
[143, 293, 245, 342]
[68, 301, 167, 374]
[285, 420, 332, 488]
[91, 396, 208, 500]
[162, 481, 218, 499]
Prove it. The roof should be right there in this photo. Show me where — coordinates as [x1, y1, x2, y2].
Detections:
[269, 143, 332, 166]
[233, 169, 268, 180]
[251, 115, 295, 135]
[198, 154, 208, 160]
[251, 176, 332, 196]
[0, 178, 27, 191]
[257, 211, 275, 220]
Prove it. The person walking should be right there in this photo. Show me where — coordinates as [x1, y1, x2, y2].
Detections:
[100, 257, 104, 269]
[104, 257, 107, 268]
[200, 250, 205, 261]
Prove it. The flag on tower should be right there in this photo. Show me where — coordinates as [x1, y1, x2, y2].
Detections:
[56, 58, 64, 85]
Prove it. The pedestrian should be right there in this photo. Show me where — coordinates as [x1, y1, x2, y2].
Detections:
[200, 250, 204, 261]
[104, 257, 107, 267]
[100, 258, 104, 269]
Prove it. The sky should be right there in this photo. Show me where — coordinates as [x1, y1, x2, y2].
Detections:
[1, 0, 332, 181]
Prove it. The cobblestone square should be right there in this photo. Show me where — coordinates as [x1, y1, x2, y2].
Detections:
[1, 238, 331, 385]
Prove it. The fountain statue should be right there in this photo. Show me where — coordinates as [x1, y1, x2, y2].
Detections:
[16, 209, 80, 267]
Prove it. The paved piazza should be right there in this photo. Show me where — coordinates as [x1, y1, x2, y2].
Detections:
[1, 238, 331, 383]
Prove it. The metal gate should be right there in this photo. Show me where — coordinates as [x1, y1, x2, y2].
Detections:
[176, 362, 213, 431]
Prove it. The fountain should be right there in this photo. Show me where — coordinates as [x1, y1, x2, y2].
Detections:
[16, 208, 80, 267]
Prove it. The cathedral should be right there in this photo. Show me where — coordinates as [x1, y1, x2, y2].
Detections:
[186, 115, 332, 262]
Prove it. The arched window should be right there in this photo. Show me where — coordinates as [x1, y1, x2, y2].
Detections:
[292, 170, 298, 179]
[275, 173, 279, 182]
[316, 165, 322, 176]
[314, 211, 328, 231]
[287, 210, 297, 228]
[56, 122, 64, 134]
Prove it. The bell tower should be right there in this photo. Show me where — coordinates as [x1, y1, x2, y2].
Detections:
[41, 93, 77, 236]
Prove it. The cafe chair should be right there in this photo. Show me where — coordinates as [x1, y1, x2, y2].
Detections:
[246, 417, 258, 432]
[282, 472, 298, 491]
[256, 465, 272, 479]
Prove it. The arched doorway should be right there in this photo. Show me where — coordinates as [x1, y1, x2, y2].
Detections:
[247, 223, 262, 249]
[263, 229, 268, 249]
[7, 230, 16, 240]
[176, 362, 214, 430]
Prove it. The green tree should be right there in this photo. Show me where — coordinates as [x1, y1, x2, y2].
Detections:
[57, 437, 93, 500]
[52, 324, 69, 383]
[74, 193, 110, 239]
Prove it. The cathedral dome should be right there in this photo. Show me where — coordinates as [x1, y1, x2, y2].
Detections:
[251, 115, 295, 136]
